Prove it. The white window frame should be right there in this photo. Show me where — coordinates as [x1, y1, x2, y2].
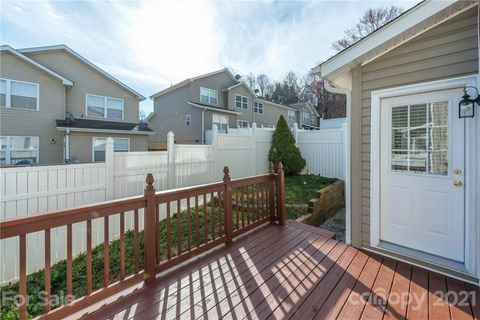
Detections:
[0, 78, 40, 111]
[288, 110, 296, 120]
[235, 94, 248, 109]
[0, 136, 40, 165]
[200, 87, 218, 105]
[92, 137, 130, 162]
[86, 93, 124, 120]
[237, 120, 249, 128]
[254, 101, 263, 114]
[302, 111, 309, 122]
[185, 114, 192, 126]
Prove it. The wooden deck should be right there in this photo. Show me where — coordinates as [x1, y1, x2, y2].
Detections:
[74, 221, 479, 320]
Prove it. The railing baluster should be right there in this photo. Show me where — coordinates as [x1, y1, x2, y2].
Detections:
[187, 197, 191, 251]
[246, 186, 250, 225]
[103, 216, 109, 287]
[120, 212, 125, 280]
[134, 209, 139, 273]
[203, 193, 207, 244]
[210, 192, 215, 240]
[256, 184, 260, 221]
[156, 204, 160, 263]
[86, 220, 92, 294]
[218, 191, 223, 236]
[19, 234, 26, 320]
[241, 187, 245, 227]
[67, 224, 73, 298]
[195, 195, 200, 248]
[166, 202, 172, 259]
[44, 229, 51, 313]
[177, 199, 182, 256]
[235, 190, 240, 230]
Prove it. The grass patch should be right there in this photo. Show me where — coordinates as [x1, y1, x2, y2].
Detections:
[284, 174, 337, 220]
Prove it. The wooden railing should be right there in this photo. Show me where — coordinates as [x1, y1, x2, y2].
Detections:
[0, 162, 285, 320]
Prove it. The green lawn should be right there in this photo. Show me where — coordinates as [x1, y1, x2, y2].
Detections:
[284, 174, 337, 220]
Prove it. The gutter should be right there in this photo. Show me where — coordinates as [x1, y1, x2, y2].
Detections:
[56, 127, 156, 135]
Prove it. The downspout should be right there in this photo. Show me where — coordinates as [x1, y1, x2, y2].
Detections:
[324, 80, 352, 245]
[202, 107, 206, 144]
[65, 129, 70, 162]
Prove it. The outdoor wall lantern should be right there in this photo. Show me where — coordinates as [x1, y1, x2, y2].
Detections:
[459, 86, 479, 118]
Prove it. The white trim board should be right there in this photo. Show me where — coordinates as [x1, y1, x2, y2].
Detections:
[370, 75, 480, 281]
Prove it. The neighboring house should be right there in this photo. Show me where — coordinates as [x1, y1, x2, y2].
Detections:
[289, 101, 320, 129]
[148, 68, 297, 149]
[319, 117, 346, 129]
[315, 0, 479, 284]
[0, 45, 153, 165]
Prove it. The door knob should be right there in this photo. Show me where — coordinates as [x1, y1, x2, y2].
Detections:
[453, 169, 462, 175]
[453, 180, 463, 188]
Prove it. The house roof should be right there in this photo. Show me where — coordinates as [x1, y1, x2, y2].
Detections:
[313, 0, 478, 83]
[256, 98, 297, 111]
[56, 118, 155, 135]
[222, 82, 257, 97]
[18, 45, 146, 100]
[1, 45, 74, 86]
[289, 101, 320, 117]
[187, 101, 242, 115]
[145, 112, 155, 122]
[150, 68, 239, 100]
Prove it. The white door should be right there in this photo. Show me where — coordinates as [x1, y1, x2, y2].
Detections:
[380, 88, 465, 262]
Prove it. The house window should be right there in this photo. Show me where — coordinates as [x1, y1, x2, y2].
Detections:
[0, 78, 39, 110]
[86, 94, 124, 120]
[185, 114, 192, 126]
[235, 94, 248, 109]
[254, 101, 263, 114]
[302, 112, 309, 122]
[92, 137, 129, 162]
[237, 120, 249, 128]
[288, 110, 296, 120]
[391, 102, 448, 175]
[200, 87, 218, 105]
[0, 136, 39, 165]
[212, 114, 229, 133]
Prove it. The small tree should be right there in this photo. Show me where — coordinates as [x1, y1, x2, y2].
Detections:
[268, 115, 306, 175]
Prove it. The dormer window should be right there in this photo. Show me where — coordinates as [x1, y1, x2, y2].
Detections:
[235, 94, 248, 109]
[200, 87, 218, 105]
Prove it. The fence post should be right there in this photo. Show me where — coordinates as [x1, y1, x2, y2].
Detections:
[223, 166, 233, 244]
[276, 162, 286, 225]
[144, 174, 156, 284]
[167, 131, 175, 189]
[105, 137, 114, 200]
[212, 125, 218, 181]
[268, 161, 276, 224]
[251, 122, 257, 175]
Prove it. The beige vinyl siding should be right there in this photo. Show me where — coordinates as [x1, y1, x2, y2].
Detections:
[228, 85, 254, 125]
[24, 51, 140, 123]
[357, 8, 479, 247]
[69, 132, 148, 163]
[189, 72, 237, 108]
[255, 101, 296, 128]
[0, 52, 65, 164]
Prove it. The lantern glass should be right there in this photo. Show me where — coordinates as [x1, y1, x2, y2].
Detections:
[459, 100, 474, 118]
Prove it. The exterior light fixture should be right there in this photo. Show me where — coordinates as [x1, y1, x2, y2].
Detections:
[459, 86, 479, 118]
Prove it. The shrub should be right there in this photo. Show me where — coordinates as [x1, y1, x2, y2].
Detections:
[268, 115, 306, 174]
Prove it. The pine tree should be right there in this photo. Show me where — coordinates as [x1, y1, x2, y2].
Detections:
[268, 115, 306, 175]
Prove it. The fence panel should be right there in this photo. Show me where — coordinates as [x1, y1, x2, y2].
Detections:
[173, 145, 214, 188]
[255, 128, 274, 174]
[0, 163, 107, 283]
[296, 127, 345, 179]
[215, 133, 256, 180]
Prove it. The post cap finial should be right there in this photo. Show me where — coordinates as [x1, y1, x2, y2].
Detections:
[278, 162, 283, 170]
[146, 173, 154, 185]
[223, 166, 229, 175]
[167, 131, 174, 139]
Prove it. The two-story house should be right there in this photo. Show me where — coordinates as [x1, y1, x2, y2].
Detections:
[289, 101, 321, 129]
[0, 45, 153, 165]
[147, 68, 298, 149]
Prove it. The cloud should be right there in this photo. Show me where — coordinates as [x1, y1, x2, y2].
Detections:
[1, 0, 419, 113]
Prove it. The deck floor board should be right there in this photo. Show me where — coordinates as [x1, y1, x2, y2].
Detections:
[75, 221, 478, 320]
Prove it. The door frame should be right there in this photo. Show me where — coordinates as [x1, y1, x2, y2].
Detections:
[370, 75, 480, 278]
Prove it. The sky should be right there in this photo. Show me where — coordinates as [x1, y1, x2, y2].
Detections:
[1, 0, 418, 114]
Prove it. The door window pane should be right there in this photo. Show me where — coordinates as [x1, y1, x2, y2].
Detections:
[391, 102, 448, 175]
[10, 81, 37, 109]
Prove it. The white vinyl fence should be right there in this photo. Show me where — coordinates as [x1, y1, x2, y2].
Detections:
[0, 122, 345, 283]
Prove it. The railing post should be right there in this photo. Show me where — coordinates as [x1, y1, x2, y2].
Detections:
[144, 174, 156, 284]
[268, 161, 276, 224]
[223, 166, 233, 244]
[276, 162, 286, 225]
